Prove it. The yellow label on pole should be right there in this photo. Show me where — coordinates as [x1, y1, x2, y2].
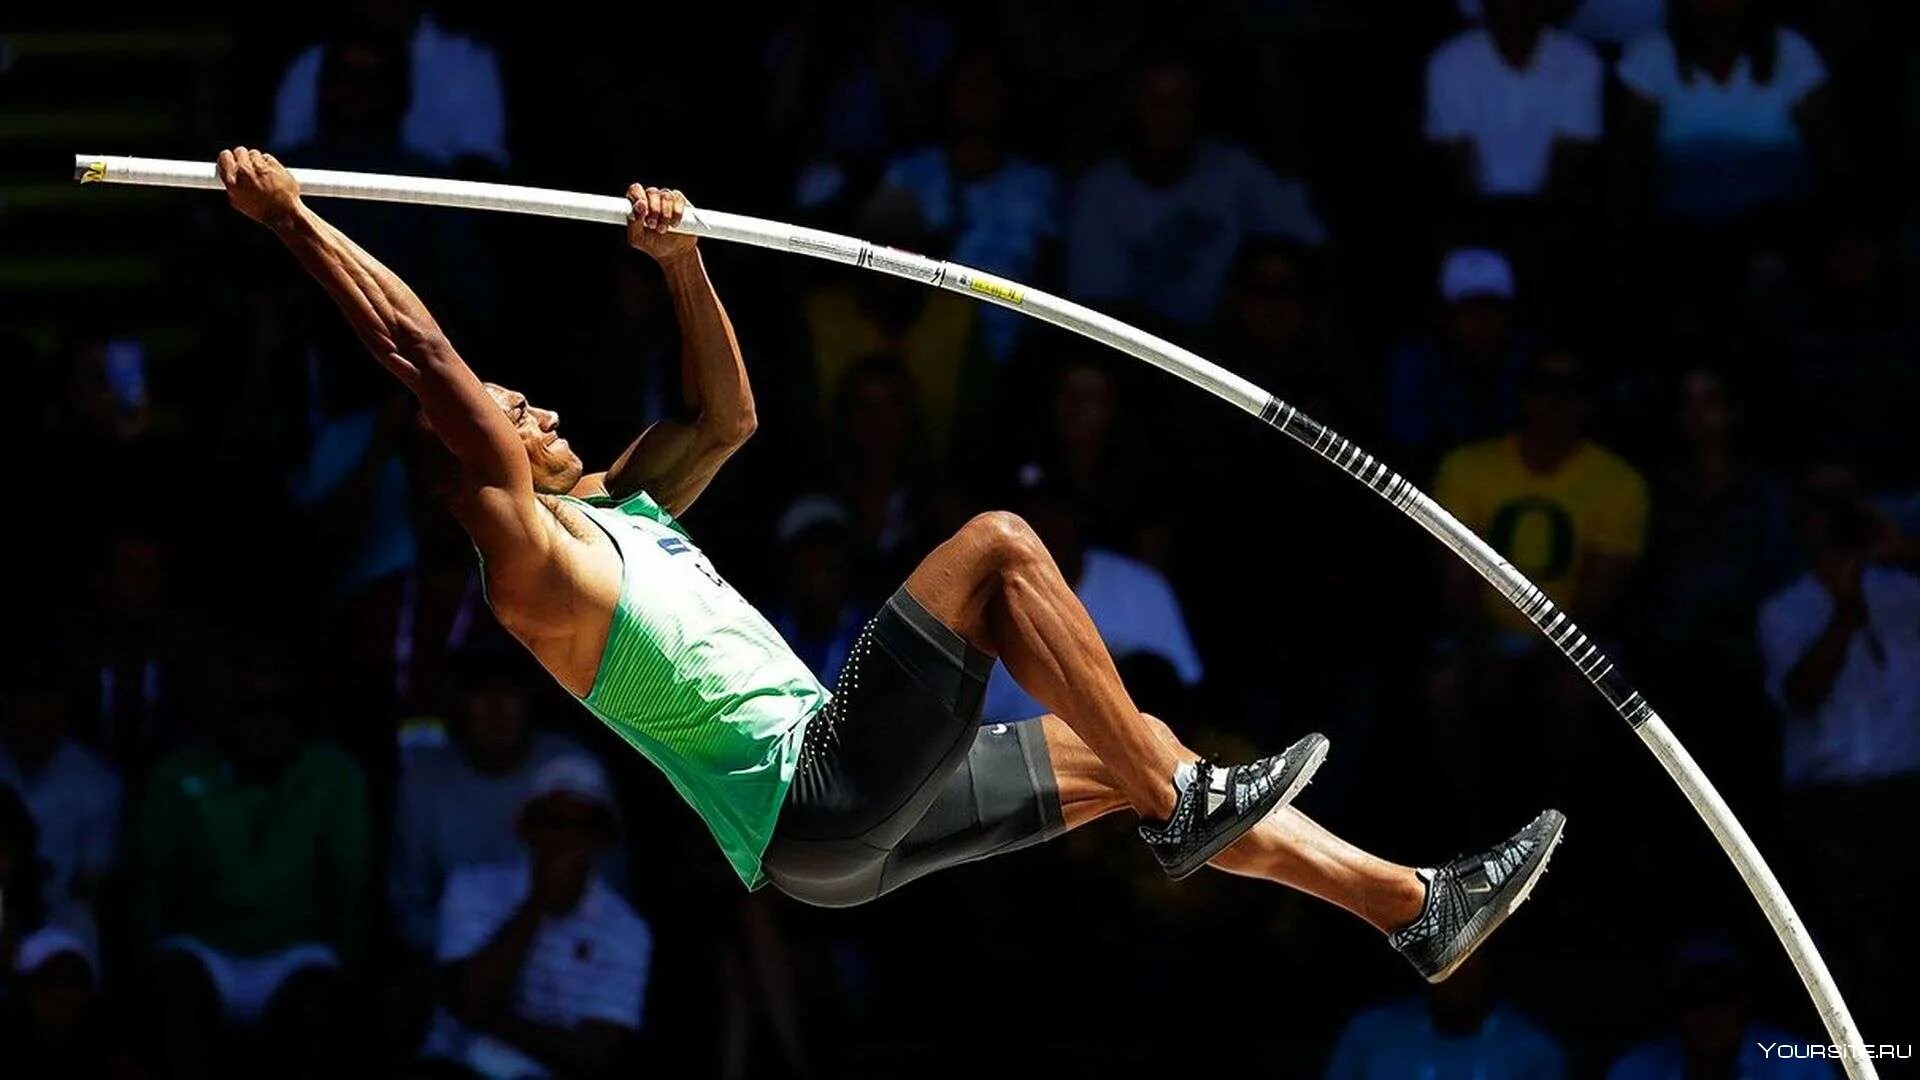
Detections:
[81, 160, 107, 183]
[967, 275, 1025, 305]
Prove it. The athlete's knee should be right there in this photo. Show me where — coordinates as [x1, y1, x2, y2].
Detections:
[965, 511, 1046, 568]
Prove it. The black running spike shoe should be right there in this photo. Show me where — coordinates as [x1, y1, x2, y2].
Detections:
[1139, 732, 1329, 880]
[1389, 809, 1567, 983]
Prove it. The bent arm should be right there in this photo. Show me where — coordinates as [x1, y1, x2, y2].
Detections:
[590, 246, 757, 514]
[444, 898, 541, 1025]
[1781, 606, 1859, 715]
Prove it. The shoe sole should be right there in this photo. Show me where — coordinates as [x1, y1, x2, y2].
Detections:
[1423, 810, 1567, 984]
[1166, 735, 1329, 880]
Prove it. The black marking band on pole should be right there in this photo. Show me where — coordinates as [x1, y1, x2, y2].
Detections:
[1258, 398, 1282, 427]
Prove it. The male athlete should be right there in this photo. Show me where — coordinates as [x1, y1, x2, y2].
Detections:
[218, 146, 1562, 982]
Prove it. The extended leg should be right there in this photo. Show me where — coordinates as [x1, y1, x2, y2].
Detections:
[1043, 714, 1427, 933]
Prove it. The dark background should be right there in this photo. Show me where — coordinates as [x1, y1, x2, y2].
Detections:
[2, 1, 1916, 1077]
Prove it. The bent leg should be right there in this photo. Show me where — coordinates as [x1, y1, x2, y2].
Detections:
[1043, 715, 1427, 933]
[871, 720, 1071, 898]
[904, 512, 1182, 819]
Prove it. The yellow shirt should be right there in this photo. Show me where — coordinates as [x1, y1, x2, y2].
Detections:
[803, 285, 984, 460]
[1435, 436, 1649, 629]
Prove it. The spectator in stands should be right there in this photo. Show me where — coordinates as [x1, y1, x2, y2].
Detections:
[1650, 369, 1793, 663]
[802, 191, 988, 462]
[1067, 54, 1325, 327]
[1323, 950, 1566, 1080]
[1436, 349, 1649, 641]
[875, 43, 1062, 363]
[1608, 937, 1834, 1080]
[1425, 350, 1647, 820]
[767, 496, 865, 688]
[289, 388, 421, 727]
[1645, 368, 1792, 798]
[998, 351, 1171, 565]
[274, 26, 501, 733]
[271, 0, 509, 168]
[391, 652, 586, 954]
[286, 388, 416, 602]
[56, 337, 181, 540]
[1387, 248, 1533, 474]
[60, 530, 209, 768]
[821, 355, 942, 603]
[1758, 470, 1920, 1029]
[1745, 210, 1920, 488]
[276, 27, 498, 348]
[0, 786, 50, 967]
[1427, 0, 1604, 205]
[993, 0, 1146, 163]
[0, 924, 125, 1080]
[1182, 239, 1394, 743]
[0, 662, 120, 919]
[1760, 471, 1920, 788]
[287, 30, 415, 169]
[1618, 0, 1839, 224]
[136, 647, 368, 1079]
[425, 755, 650, 1079]
[1212, 238, 1326, 387]
[980, 468, 1201, 723]
[764, 1, 953, 213]
[4, 784, 127, 1074]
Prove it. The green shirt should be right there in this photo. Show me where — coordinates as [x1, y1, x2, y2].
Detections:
[555, 490, 825, 889]
[134, 744, 370, 963]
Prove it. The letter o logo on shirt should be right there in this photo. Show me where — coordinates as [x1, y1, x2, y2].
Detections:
[1488, 496, 1575, 580]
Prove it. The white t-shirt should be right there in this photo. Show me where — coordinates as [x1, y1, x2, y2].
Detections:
[0, 738, 121, 910]
[1067, 140, 1325, 326]
[1758, 566, 1920, 788]
[1618, 28, 1827, 217]
[389, 731, 586, 952]
[983, 548, 1203, 722]
[1618, 28, 1827, 148]
[271, 13, 509, 167]
[424, 860, 651, 1069]
[1426, 28, 1605, 196]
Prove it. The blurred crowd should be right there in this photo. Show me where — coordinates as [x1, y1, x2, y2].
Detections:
[7, 0, 1920, 1076]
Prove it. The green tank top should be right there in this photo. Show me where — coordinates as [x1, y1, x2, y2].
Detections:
[538, 489, 825, 888]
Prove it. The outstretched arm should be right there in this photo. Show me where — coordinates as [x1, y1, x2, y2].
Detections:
[578, 185, 757, 515]
[219, 147, 547, 560]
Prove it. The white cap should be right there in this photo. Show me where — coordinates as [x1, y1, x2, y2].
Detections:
[12, 923, 97, 979]
[518, 754, 617, 822]
[776, 494, 852, 545]
[1439, 247, 1515, 304]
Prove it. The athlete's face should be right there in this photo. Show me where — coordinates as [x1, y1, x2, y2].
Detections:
[484, 383, 585, 495]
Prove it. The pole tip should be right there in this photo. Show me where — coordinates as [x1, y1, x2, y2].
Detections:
[74, 156, 106, 183]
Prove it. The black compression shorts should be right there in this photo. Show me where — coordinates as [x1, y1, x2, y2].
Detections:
[761, 587, 1066, 907]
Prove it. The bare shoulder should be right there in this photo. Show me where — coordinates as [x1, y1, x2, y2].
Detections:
[467, 494, 621, 628]
[468, 494, 624, 696]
